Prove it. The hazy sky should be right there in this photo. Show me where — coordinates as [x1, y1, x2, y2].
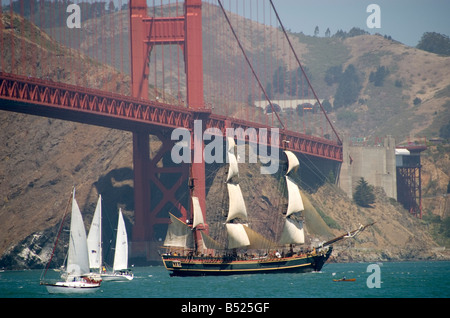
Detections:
[272, 0, 450, 47]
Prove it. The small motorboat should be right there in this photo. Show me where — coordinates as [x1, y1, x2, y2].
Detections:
[333, 277, 356, 282]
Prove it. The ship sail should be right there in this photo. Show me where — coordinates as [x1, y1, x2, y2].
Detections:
[226, 183, 247, 222]
[67, 191, 90, 277]
[192, 196, 204, 229]
[279, 217, 305, 244]
[87, 195, 102, 272]
[226, 223, 250, 249]
[226, 138, 239, 182]
[200, 231, 224, 250]
[279, 151, 305, 245]
[225, 137, 252, 249]
[113, 209, 129, 272]
[164, 213, 194, 249]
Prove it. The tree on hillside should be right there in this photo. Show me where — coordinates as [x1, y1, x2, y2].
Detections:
[417, 32, 450, 56]
[354, 177, 375, 207]
[314, 26, 319, 37]
[369, 66, 389, 87]
[439, 121, 450, 139]
[333, 64, 362, 109]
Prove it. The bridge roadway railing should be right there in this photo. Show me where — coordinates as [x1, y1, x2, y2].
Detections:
[0, 72, 342, 162]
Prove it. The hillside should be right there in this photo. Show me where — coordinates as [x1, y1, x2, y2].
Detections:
[1, 8, 450, 269]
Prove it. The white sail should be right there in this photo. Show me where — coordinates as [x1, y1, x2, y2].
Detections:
[226, 223, 250, 249]
[164, 213, 194, 249]
[286, 176, 304, 217]
[226, 183, 247, 222]
[192, 196, 204, 229]
[226, 137, 239, 182]
[227, 136, 236, 152]
[279, 218, 305, 245]
[66, 193, 90, 276]
[284, 150, 300, 175]
[87, 195, 102, 271]
[226, 151, 239, 182]
[113, 209, 129, 271]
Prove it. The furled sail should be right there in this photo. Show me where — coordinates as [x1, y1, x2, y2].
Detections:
[226, 223, 250, 249]
[191, 196, 204, 229]
[164, 213, 194, 249]
[226, 183, 247, 222]
[67, 192, 90, 276]
[279, 218, 305, 245]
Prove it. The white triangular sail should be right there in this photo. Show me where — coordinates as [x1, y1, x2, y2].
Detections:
[87, 195, 102, 271]
[113, 209, 129, 271]
[66, 192, 90, 276]
[192, 196, 204, 229]
[279, 218, 305, 245]
[226, 223, 250, 249]
[164, 213, 194, 249]
[226, 183, 247, 222]
[285, 176, 304, 216]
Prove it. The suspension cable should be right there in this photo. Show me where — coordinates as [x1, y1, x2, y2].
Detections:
[269, 0, 341, 145]
[217, 0, 285, 130]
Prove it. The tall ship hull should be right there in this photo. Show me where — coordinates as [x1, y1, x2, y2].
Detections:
[162, 247, 332, 276]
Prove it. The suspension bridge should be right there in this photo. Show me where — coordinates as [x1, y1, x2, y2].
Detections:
[0, 0, 342, 263]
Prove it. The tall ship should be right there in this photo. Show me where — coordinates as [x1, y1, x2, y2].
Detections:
[162, 138, 371, 276]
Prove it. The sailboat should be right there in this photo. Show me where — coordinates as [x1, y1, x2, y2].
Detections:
[162, 138, 372, 276]
[87, 196, 133, 281]
[41, 189, 102, 293]
[102, 209, 133, 281]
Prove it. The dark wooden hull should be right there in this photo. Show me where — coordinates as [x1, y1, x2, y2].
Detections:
[162, 247, 332, 276]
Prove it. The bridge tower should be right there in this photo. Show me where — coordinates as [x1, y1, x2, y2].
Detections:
[129, 0, 206, 262]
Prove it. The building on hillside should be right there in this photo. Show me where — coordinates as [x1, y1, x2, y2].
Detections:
[338, 135, 426, 218]
[254, 99, 324, 114]
[395, 145, 427, 218]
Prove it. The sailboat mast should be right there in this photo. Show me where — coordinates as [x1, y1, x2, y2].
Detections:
[40, 190, 73, 282]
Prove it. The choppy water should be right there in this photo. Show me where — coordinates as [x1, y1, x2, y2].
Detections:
[1, 261, 449, 298]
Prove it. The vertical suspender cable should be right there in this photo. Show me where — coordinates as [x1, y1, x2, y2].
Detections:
[269, 0, 341, 144]
[218, 0, 284, 130]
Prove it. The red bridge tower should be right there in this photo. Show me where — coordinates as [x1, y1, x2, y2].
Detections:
[129, 0, 206, 262]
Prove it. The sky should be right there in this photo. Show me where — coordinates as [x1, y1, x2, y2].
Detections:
[271, 0, 450, 47]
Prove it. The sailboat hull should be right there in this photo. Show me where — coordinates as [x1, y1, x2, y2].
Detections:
[162, 247, 332, 276]
[42, 281, 101, 294]
[101, 272, 134, 281]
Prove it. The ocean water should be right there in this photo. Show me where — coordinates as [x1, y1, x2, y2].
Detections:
[1, 261, 449, 300]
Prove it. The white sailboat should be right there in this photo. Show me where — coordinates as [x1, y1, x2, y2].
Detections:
[41, 189, 102, 293]
[101, 209, 133, 281]
[87, 197, 133, 281]
[87, 195, 102, 273]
